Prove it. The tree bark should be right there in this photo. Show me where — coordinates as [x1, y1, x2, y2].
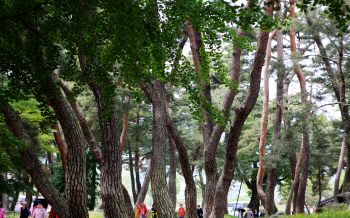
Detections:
[9, 190, 19, 211]
[185, 23, 215, 215]
[257, 29, 276, 214]
[0, 101, 68, 218]
[151, 80, 177, 218]
[46, 73, 89, 218]
[285, 140, 305, 215]
[120, 94, 130, 151]
[290, 0, 310, 213]
[135, 104, 142, 194]
[52, 121, 67, 172]
[246, 178, 260, 212]
[140, 82, 198, 218]
[57, 78, 102, 165]
[198, 166, 206, 207]
[136, 160, 152, 205]
[128, 140, 138, 204]
[334, 140, 346, 201]
[1, 173, 9, 211]
[210, 3, 273, 217]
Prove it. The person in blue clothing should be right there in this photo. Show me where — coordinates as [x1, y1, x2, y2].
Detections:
[20, 201, 31, 218]
[197, 205, 203, 218]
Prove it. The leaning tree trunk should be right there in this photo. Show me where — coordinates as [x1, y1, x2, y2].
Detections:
[128, 140, 138, 203]
[52, 122, 67, 173]
[151, 80, 177, 218]
[290, 0, 310, 213]
[210, 3, 273, 217]
[46, 73, 89, 218]
[0, 101, 68, 218]
[85, 79, 129, 218]
[256, 30, 276, 216]
[285, 140, 305, 215]
[135, 104, 142, 194]
[141, 82, 198, 218]
[136, 160, 152, 205]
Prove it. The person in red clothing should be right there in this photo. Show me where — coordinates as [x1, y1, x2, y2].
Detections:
[139, 203, 148, 218]
[49, 208, 59, 218]
[178, 204, 186, 218]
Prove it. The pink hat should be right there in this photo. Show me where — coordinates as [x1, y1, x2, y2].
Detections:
[136, 204, 140, 207]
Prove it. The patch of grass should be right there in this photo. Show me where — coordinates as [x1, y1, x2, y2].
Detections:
[288, 210, 350, 218]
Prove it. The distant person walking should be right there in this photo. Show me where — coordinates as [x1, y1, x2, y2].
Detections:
[197, 205, 203, 218]
[246, 208, 254, 218]
[20, 201, 31, 218]
[254, 209, 259, 217]
[135, 203, 140, 218]
[238, 209, 243, 218]
[139, 203, 148, 218]
[178, 204, 186, 218]
[0, 207, 4, 218]
[33, 201, 46, 218]
[150, 204, 157, 218]
[259, 210, 265, 217]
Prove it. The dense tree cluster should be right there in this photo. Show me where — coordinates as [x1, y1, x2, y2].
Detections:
[0, 0, 350, 218]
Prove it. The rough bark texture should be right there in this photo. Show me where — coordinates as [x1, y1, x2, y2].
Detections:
[0, 101, 68, 218]
[136, 160, 152, 205]
[285, 140, 305, 215]
[210, 3, 273, 216]
[257, 29, 275, 213]
[166, 83, 177, 208]
[1, 173, 8, 211]
[151, 80, 177, 218]
[57, 78, 102, 166]
[290, 0, 310, 213]
[128, 140, 138, 203]
[46, 73, 89, 218]
[140, 82, 198, 218]
[52, 122, 67, 171]
[185, 23, 215, 215]
[135, 104, 142, 194]
[120, 94, 130, 151]
[334, 140, 346, 202]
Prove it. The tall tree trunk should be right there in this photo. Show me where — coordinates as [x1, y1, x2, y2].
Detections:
[257, 29, 275, 215]
[135, 104, 142, 194]
[1, 173, 8, 211]
[0, 101, 68, 218]
[210, 3, 273, 217]
[57, 78, 102, 165]
[198, 166, 206, 207]
[120, 94, 130, 151]
[285, 140, 305, 215]
[166, 83, 177, 208]
[88, 160, 97, 210]
[23, 173, 33, 208]
[151, 80, 177, 218]
[141, 82, 198, 218]
[290, 1, 310, 213]
[185, 23, 215, 216]
[9, 190, 19, 211]
[136, 160, 152, 205]
[46, 73, 89, 218]
[129, 140, 138, 204]
[52, 122, 67, 172]
[334, 140, 346, 202]
[246, 179, 260, 212]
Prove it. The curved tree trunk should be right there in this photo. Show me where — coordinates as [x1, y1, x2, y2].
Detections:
[135, 104, 142, 194]
[151, 80, 177, 218]
[136, 160, 152, 205]
[210, 3, 273, 217]
[257, 29, 275, 215]
[128, 140, 138, 203]
[52, 123, 67, 172]
[290, 1, 310, 213]
[0, 101, 68, 218]
[141, 82, 198, 218]
[285, 140, 305, 215]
